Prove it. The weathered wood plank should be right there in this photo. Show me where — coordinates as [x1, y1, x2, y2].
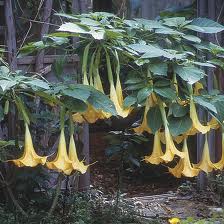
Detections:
[35, 0, 53, 72]
[4, 0, 17, 70]
[18, 55, 79, 65]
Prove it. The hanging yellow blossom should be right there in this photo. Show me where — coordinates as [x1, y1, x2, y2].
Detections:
[214, 132, 224, 170]
[193, 135, 216, 173]
[134, 98, 152, 134]
[168, 159, 184, 178]
[190, 98, 210, 134]
[46, 129, 72, 175]
[67, 135, 89, 174]
[12, 123, 47, 167]
[144, 131, 164, 165]
[181, 139, 200, 177]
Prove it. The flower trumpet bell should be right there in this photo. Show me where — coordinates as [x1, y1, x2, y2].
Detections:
[46, 129, 72, 175]
[159, 104, 185, 162]
[168, 159, 184, 178]
[144, 131, 164, 165]
[109, 79, 130, 118]
[214, 133, 224, 170]
[190, 99, 210, 134]
[193, 135, 216, 174]
[181, 139, 200, 177]
[67, 135, 89, 174]
[12, 123, 47, 167]
[133, 104, 151, 134]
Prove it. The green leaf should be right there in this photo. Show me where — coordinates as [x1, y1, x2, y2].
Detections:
[194, 96, 217, 113]
[123, 95, 137, 108]
[174, 65, 205, 84]
[137, 86, 153, 103]
[134, 18, 164, 29]
[155, 27, 183, 35]
[182, 35, 201, 43]
[149, 63, 168, 76]
[0, 80, 17, 92]
[24, 79, 50, 90]
[63, 97, 87, 112]
[186, 18, 224, 33]
[58, 22, 90, 34]
[128, 44, 165, 58]
[168, 115, 192, 136]
[163, 17, 186, 27]
[171, 103, 188, 117]
[126, 83, 146, 90]
[62, 87, 91, 102]
[87, 89, 116, 115]
[154, 87, 176, 100]
[147, 106, 163, 134]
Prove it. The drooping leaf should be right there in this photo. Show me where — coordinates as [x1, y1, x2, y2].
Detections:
[186, 18, 224, 33]
[154, 86, 176, 100]
[168, 115, 192, 136]
[194, 96, 217, 113]
[123, 95, 137, 108]
[137, 86, 153, 103]
[171, 103, 188, 117]
[147, 106, 163, 134]
[174, 65, 205, 84]
[149, 63, 168, 76]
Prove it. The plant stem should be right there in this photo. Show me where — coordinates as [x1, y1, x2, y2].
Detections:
[6, 185, 28, 217]
[48, 173, 63, 217]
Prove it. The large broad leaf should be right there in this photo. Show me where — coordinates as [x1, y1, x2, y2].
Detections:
[155, 27, 183, 35]
[123, 95, 137, 108]
[58, 22, 90, 34]
[154, 86, 176, 100]
[63, 97, 87, 112]
[174, 65, 205, 84]
[137, 86, 153, 103]
[163, 17, 186, 27]
[128, 44, 165, 58]
[186, 18, 224, 33]
[134, 18, 164, 29]
[147, 106, 163, 134]
[0, 80, 17, 92]
[182, 35, 201, 43]
[194, 96, 217, 113]
[171, 103, 188, 118]
[149, 63, 168, 76]
[62, 86, 91, 102]
[168, 115, 192, 136]
[24, 79, 50, 90]
[87, 89, 116, 115]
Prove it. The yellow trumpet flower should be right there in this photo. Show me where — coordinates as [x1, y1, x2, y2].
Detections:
[72, 113, 85, 123]
[190, 98, 210, 134]
[12, 123, 47, 167]
[134, 99, 152, 134]
[181, 139, 200, 177]
[214, 133, 224, 170]
[193, 135, 216, 174]
[144, 131, 164, 165]
[67, 135, 89, 174]
[46, 129, 72, 175]
[159, 104, 185, 162]
[208, 117, 220, 130]
[168, 159, 184, 178]
[194, 82, 203, 95]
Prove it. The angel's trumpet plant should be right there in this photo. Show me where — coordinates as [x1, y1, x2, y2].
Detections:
[46, 128, 72, 175]
[144, 131, 164, 165]
[194, 82, 203, 95]
[159, 103, 185, 162]
[181, 139, 200, 177]
[208, 117, 220, 130]
[214, 132, 224, 170]
[190, 97, 210, 134]
[106, 50, 130, 118]
[193, 134, 216, 173]
[12, 123, 47, 167]
[67, 135, 89, 174]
